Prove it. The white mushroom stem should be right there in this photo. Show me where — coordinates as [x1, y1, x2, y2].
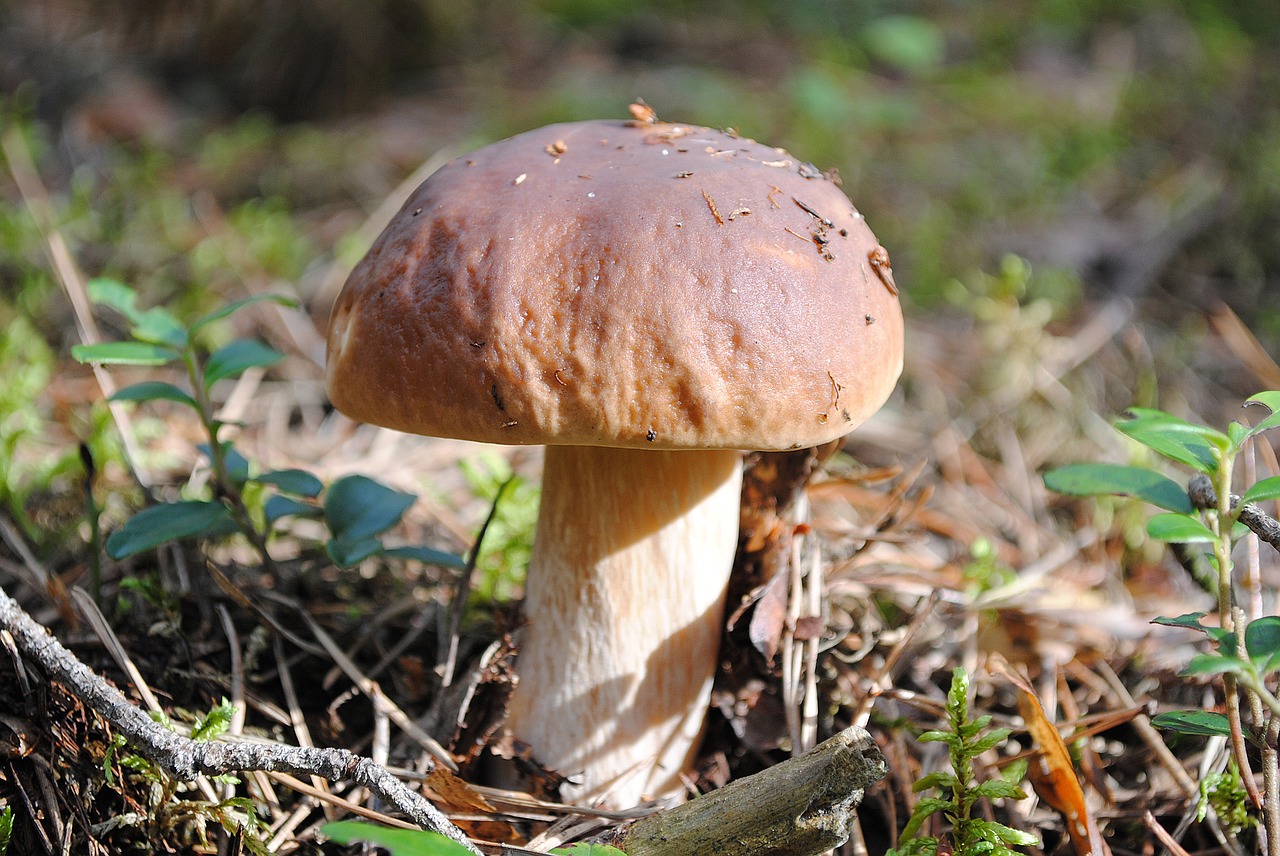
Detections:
[504, 445, 743, 806]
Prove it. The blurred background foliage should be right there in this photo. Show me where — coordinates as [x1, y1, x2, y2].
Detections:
[4, 0, 1278, 306]
[0, 0, 1278, 537]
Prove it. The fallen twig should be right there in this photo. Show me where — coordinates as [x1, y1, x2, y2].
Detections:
[0, 583, 480, 855]
[1188, 473, 1280, 553]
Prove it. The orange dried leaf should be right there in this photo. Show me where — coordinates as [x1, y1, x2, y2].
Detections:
[425, 767, 495, 813]
[999, 665, 1109, 856]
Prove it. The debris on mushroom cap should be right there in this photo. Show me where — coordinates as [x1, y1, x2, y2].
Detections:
[325, 116, 904, 452]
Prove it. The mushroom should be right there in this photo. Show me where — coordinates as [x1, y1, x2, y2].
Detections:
[325, 113, 904, 806]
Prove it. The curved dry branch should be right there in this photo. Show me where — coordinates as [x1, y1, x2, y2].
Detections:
[0, 583, 479, 855]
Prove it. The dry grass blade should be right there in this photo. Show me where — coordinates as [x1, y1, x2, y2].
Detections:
[0, 127, 151, 489]
[1144, 811, 1193, 856]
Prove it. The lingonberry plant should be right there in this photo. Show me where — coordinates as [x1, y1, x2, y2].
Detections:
[1046, 392, 1280, 849]
[71, 279, 464, 587]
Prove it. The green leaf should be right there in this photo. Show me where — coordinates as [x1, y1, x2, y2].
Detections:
[1242, 476, 1280, 505]
[191, 294, 299, 332]
[551, 846, 629, 855]
[1151, 710, 1233, 737]
[1043, 463, 1193, 513]
[1147, 512, 1218, 544]
[87, 278, 145, 323]
[382, 545, 468, 570]
[969, 730, 1012, 756]
[132, 308, 188, 349]
[1245, 391, 1280, 438]
[198, 442, 251, 487]
[0, 804, 12, 855]
[989, 824, 1040, 847]
[973, 779, 1027, 800]
[321, 821, 472, 854]
[110, 381, 198, 410]
[191, 699, 237, 741]
[106, 501, 237, 558]
[71, 341, 181, 366]
[1182, 653, 1247, 677]
[253, 469, 324, 497]
[324, 475, 416, 541]
[264, 495, 321, 525]
[1117, 408, 1222, 472]
[1152, 612, 1209, 632]
[327, 535, 384, 568]
[203, 339, 284, 387]
[914, 771, 958, 792]
[901, 797, 953, 840]
[1246, 616, 1280, 672]
[85, 279, 188, 346]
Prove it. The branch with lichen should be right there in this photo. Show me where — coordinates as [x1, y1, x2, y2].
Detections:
[0, 583, 480, 855]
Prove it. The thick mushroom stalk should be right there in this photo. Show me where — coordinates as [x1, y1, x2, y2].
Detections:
[505, 446, 743, 805]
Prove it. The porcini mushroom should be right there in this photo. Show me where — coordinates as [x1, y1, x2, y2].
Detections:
[325, 112, 904, 806]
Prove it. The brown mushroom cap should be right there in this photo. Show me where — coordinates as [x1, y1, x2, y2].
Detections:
[326, 118, 904, 450]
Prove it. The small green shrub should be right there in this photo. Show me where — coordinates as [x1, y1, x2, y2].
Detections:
[72, 280, 465, 587]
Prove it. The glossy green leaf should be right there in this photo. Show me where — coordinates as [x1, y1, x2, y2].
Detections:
[71, 341, 181, 366]
[1150, 710, 1233, 737]
[321, 821, 471, 854]
[191, 294, 299, 332]
[203, 339, 284, 387]
[1043, 463, 1193, 513]
[326, 535, 384, 568]
[106, 501, 236, 559]
[1152, 612, 1209, 632]
[253, 468, 324, 498]
[1245, 391, 1280, 437]
[382, 545, 468, 570]
[324, 475, 416, 540]
[1147, 512, 1217, 544]
[1117, 408, 1222, 472]
[1181, 653, 1246, 677]
[1246, 616, 1280, 672]
[1242, 476, 1280, 505]
[110, 381, 197, 410]
[264, 495, 320, 525]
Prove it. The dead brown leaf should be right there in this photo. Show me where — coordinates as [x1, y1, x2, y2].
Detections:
[995, 661, 1109, 856]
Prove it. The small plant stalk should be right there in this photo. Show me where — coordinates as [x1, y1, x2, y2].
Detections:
[184, 352, 277, 575]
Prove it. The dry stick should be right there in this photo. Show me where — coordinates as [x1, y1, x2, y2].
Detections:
[0, 583, 481, 855]
[1144, 811, 1194, 856]
[619, 726, 886, 856]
